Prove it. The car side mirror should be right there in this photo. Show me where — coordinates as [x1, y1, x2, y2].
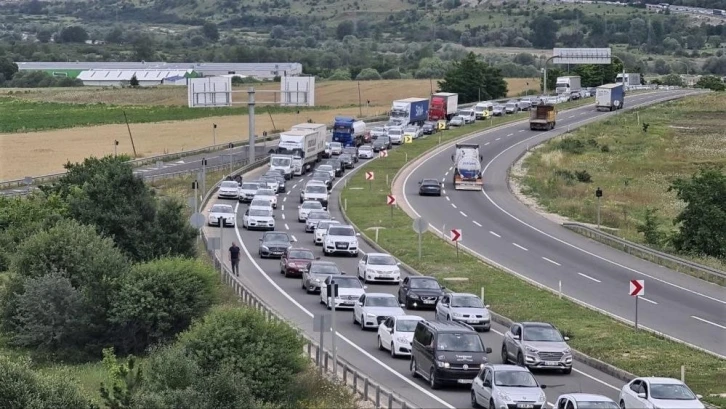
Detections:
[485, 304, 490, 308]
[356, 233, 360, 236]
[418, 181, 422, 185]
[363, 285, 368, 289]
[637, 393, 646, 399]
[258, 238, 262, 241]
[564, 336, 570, 341]
[315, 256, 321, 260]
[298, 206, 301, 209]
[483, 380, 491, 388]
[272, 214, 276, 218]
[340, 271, 345, 275]
[540, 385, 547, 389]
[440, 286, 446, 290]
[399, 303, 405, 307]
[696, 394, 703, 399]
[396, 262, 401, 266]
[323, 207, 327, 210]
[485, 347, 493, 354]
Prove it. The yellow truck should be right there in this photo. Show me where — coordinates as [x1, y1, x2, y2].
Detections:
[529, 104, 556, 131]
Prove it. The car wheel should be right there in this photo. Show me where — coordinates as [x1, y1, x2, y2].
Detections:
[410, 358, 420, 378]
[516, 352, 525, 367]
[377, 336, 384, 351]
[429, 369, 440, 389]
[280, 266, 285, 274]
[490, 399, 495, 409]
[501, 345, 509, 363]
[471, 391, 480, 408]
[562, 367, 572, 375]
[360, 316, 366, 330]
[447, 315, 451, 321]
[390, 342, 397, 358]
[619, 401, 626, 409]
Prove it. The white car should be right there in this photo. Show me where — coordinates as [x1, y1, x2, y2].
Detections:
[324, 142, 332, 158]
[457, 109, 476, 124]
[553, 393, 618, 409]
[377, 315, 424, 357]
[435, 292, 491, 331]
[358, 145, 374, 159]
[249, 198, 274, 212]
[404, 125, 422, 139]
[238, 181, 260, 203]
[242, 207, 275, 231]
[305, 210, 332, 232]
[298, 200, 324, 222]
[255, 178, 279, 193]
[369, 127, 386, 139]
[619, 377, 705, 409]
[314, 220, 340, 245]
[323, 224, 359, 256]
[299, 184, 329, 207]
[217, 180, 240, 199]
[317, 164, 336, 180]
[471, 364, 548, 409]
[357, 252, 400, 283]
[353, 293, 405, 330]
[329, 141, 343, 155]
[254, 188, 277, 209]
[208, 204, 236, 227]
[387, 127, 403, 145]
[449, 116, 465, 127]
[320, 275, 367, 309]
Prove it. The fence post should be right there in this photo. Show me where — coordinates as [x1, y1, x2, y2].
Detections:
[387, 393, 393, 409]
[363, 377, 369, 401]
[353, 372, 358, 396]
[324, 352, 329, 371]
[343, 364, 348, 384]
[375, 385, 381, 407]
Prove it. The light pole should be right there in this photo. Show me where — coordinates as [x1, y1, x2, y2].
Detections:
[595, 187, 603, 229]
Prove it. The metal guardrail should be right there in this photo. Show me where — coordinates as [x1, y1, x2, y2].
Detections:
[563, 223, 726, 285]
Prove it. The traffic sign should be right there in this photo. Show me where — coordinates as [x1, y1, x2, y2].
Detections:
[379, 150, 388, 158]
[629, 279, 644, 296]
[365, 171, 375, 181]
[386, 195, 397, 205]
[404, 135, 413, 144]
[412, 217, 429, 234]
[450, 229, 462, 242]
[189, 212, 205, 229]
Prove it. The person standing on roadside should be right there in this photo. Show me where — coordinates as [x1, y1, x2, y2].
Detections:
[229, 242, 240, 276]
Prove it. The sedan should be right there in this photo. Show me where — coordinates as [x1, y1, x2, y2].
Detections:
[358, 145, 374, 159]
[501, 321, 573, 373]
[314, 220, 340, 246]
[353, 293, 405, 330]
[238, 181, 260, 203]
[324, 159, 344, 176]
[339, 153, 355, 169]
[436, 292, 491, 331]
[370, 126, 386, 139]
[217, 181, 240, 199]
[619, 377, 705, 409]
[311, 171, 332, 190]
[398, 276, 445, 309]
[449, 116, 465, 127]
[258, 232, 293, 259]
[208, 204, 236, 227]
[279, 247, 315, 278]
[492, 105, 505, 116]
[471, 364, 548, 409]
[418, 178, 442, 196]
[342, 147, 359, 163]
[422, 122, 437, 135]
[260, 175, 284, 193]
[317, 164, 336, 180]
[377, 315, 424, 358]
[554, 393, 618, 409]
[242, 207, 275, 231]
[302, 260, 341, 293]
[329, 141, 343, 155]
[320, 275, 367, 309]
[298, 200, 324, 222]
[372, 139, 386, 152]
[253, 188, 277, 209]
[357, 253, 401, 284]
[305, 210, 332, 233]
[264, 171, 287, 192]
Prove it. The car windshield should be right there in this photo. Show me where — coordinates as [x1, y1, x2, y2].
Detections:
[366, 297, 398, 307]
[316, 221, 338, 230]
[221, 181, 238, 188]
[506, 103, 516, 108]
[410, 279, 440, 289]
[271, 157, 290, 166]
[332, 277, 362, 288]
[289, 250, 314, 260]
[451, 296, 484, 308]
[319, 165, 333, 171]
[330, 142, 342, 148]
[523, 326, 564, 342]
[328, 227, 354, 236]
[493, 371, 538, 387]
[306, 186, 327, 194]
[575, 402, 618, 409]
[313, 172, 329, 179]
[264, 233, 289, 242]
[312, 264, 339, 274]
[405, 127, 417, 132]
[436, 333, 484, 352]
[340, 154, 351, 160]
[422, 179, 439, 186]
[241, 183, 258, 190]
[369, 255, 396, 265]
[372, 127, 384, 132]
[302, 201, 323, 209]
[256, 189, 275, 196]
[360, 147, 372, 152]
[250, 200, 271, 208]
[308, 212, 330, 220]
[211, 205, 233, 213]
[249, 209, 272, 217]
[395, 319, 420, 332]
[649, 384, 697, 400]
[389, 129, 402, 135]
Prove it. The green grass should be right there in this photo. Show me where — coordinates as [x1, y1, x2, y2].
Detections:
[518, 93, 726, 273]
[340, 100, 726, 408]
[0, 97, 330, 134]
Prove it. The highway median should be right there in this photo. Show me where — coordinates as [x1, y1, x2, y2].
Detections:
[339, 98, 726, 408]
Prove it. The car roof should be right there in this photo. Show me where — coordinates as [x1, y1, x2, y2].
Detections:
[287, 247, 313, 253]
[366, 293, 396, 298]
[310, 260, 337, 266]
[567, 393, 616, 402]
[211, 204, 234, 211]
[316, 221, 340, 228]
[328, 224, 353, 229]
[421, 178, 439, 183]
[367, 252, 392, 257]
[638, 377, 685, 384]
[302, 200, 323, 205]
[395, 315, 424, 321]
[263, 231, 289, 237]
[488, 364, 530, 372]
[421, 320, 476, 332]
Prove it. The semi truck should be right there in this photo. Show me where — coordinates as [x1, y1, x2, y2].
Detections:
[555, 76, 582, 98]
[616, 73, 641, 87]
[451, 143, 483, 191]
[331, 117, 366, 147]
[428, 93, 458, 121]
[529, 105, 556, 130]
[275, 126, 327, 177]
[595, 83, 625, 112]
[390, 97, 429, 127]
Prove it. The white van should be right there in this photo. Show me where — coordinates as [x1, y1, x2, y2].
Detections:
[387, 127, 404, 145]
[457, 109, 476, 124]
[474, 102, 494, 119]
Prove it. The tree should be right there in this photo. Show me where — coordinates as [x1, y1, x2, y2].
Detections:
[202, 22, 219, 42]
[336, 21, 355, 40]
[0, 57, 19, 82]
[36, 30, 52, 43]
[380, 68, 401, 79]
[529, 15, 558, 49]
[58, 26, 89, 43]
[109, 258, 219, 354]
[132, 35, 155, 61]
[661, 73, 684, 86]
[695, 75, 725, 91]
[438, 52, 508, 103]
[129, 74, 139, 87]
[668, 167, 726, 259]
[355, 68, 382, 81]
[637, 208, 663, 246]
[100, 348, 144, 409]
[653, 59, 671, 75]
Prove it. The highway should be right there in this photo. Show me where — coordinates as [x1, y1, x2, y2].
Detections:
[396, 90, 726, 357]
[203, 157, 635, 409]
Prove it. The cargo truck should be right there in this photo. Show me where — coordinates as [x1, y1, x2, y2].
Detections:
[390, 97, 429, 127]
[429, 93, 458, 121]
[332, 116, 366, 147]
[275, 127, 326, 177]
[451, 143, 483, 191]
[555, 76, 582, 98]
[616, 73, 641, 87]
[595, 83, 625, 112]
[529, 105, 556, 130]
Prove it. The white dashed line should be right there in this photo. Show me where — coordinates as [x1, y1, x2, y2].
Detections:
[542, 257, 561, 266]
[691, 316, 726, 330]
[568, 115, 576, 119]
[506, 133, 513, 137]
[283, 197, 287, 202]
[448, 167, 453, 171]
[442, 177, 446, 182]
[484, 142, 490, 145]
[512, 243, 528, 251]
[519, 130, 525, 133]
[281, 205, 285, 211]
[292, 184, 297, 189]
[459, 211, 468, 217]
[286, 191, 291, 195]
[442, 189, 446, 195]
[291, 235, 297, 242]
[451, 203, 457, 209]
[489, 231, 501, 238]
[640, 297, 658, 305]
[581, 112, 588, 115]
[445, 196, 450, 201]
[495, 137, 501, 141]
[473, 221, 482, 227]
[281, 213, 286, 220]
[284, 223, 290, 230]
[578, 272, 601, 283]
[445, 171, 449, 176]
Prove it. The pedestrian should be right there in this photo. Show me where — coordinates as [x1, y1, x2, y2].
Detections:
[229, 242, 240, 276]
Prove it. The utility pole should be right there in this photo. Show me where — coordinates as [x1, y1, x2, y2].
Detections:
[201, 158, 207, 196]
[248, 87, 256, 164]
[213, 123, 217, 145]
[596, 187, 603, 229]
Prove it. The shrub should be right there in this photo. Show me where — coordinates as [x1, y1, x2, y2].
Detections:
[380, 68, 401, 79]
[575, 170, 592, 183]
[555, 138, 585, 154]
[355, 68, 382, 81]
[553, 169, 575, 185]
[600, 144, 610, 152]
[638, 207, 663, 246]
[585, 138, 598, 148]
[326, 69, 351, 81]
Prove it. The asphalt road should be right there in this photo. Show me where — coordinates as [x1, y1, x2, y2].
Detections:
[397, 90, 726, 357]
[202, 157, 635, 409]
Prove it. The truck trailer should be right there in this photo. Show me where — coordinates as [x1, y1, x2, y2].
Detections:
[529, 105, 556, 130]
[428, 93, 458, 121]
[290, 123, 327, 175]
[451, 143, 483, 191]
[616, 73, 641, 87]
[331, 117, 366, 147]
[275, 126, 326, 177]
[390, 98, 429, 127]
[555, 76, 582, 97]
[595, 83, 625, 112]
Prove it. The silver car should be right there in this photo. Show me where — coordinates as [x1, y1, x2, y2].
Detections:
[302, 260, 341, 293]
[435, 292, 491, 331]
[501, 321, 573, 374]
[305, 210, 332, 232]
[217, 180, 240, 199]
[449, 116, 465, 127]
[471, 364, 548, 409]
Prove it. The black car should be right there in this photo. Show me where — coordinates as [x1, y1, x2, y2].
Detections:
[379, 136, 392, 150]
[398, 276, 445, 309]
[258, 231, 293, 259]
[422, 122, 437, 135]
[264, 171, 287, 193]
[311, 171, 333, 190]
[372, 139, 386, 152]
[418, 178, 443, 196]
[323, 159, 344, 177]
[261, 175, 285, 193]
[342, 147, 359, 163]
[339, 153, 355, 169]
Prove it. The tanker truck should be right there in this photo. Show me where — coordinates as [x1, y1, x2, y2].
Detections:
[451, 143, 483, 190]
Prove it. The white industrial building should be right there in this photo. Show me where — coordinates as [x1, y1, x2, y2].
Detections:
[77, 69, 196, 87]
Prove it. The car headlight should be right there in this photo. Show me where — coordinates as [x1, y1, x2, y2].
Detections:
[260, 245, 269, 251]
[497, 391, 513, 402]
[435, 360, 450, 368]
[314, 278, 321, 283]
[365, 313, 376, 318]
[563, 348, 571, 355]
[525, 346, 538, 353]
[453, 312, 463, 318]
[537, 392, 546, 402]
[408, 294, 420, 299]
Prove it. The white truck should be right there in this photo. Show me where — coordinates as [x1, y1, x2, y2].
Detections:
[275, 124, 327, 177]
[451, 143, 483, 191]
[555, 76, 582, 99]
[616, 73, 641, 87]
[389, 98, 429, 127]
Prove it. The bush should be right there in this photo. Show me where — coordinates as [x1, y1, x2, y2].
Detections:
[554, 169, 575, 185]
[326, 69, 351, 81]
[556, 138, 585, 154]
[380, 68, 401, 80]
[600, 144, 610, 152]
[575, 170, 592, 183]
[638, 207, 663, 246]
[109, 257, 219, 354]
[355, 68, 382, 81]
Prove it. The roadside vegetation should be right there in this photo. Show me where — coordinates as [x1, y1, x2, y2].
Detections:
[518, 93, 726, 272]
[340, 102, 726, 408]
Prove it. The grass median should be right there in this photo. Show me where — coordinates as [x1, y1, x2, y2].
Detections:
[340, 99, 726, 407]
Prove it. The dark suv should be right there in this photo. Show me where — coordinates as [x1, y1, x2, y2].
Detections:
[410, 321, 492, 389]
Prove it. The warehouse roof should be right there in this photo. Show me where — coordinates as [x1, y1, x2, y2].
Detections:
[77, 69, 194, 81]
[18, 62, 303, 73]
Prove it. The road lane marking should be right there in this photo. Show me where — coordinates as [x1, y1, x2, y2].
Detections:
[283, 196, 287, 202]
[691, 316, 726, 330]
[542, 257, 561, 266]
[519, 130, 525, 133]
[291, 234, 297, 242]
[512, 243, 528, 251]
[445, 196, 450, 201]
[442, 189, 446, 194]
[281, 213, 286, 220]
[449, 167, 453, 171]
[507, 133, 513, 137]
[484, 142, 490, 145]
[292, 184, 297, 189]
[281, 205, 285, 211]
[473, 221, 482, 227]
[640, 297, 658, 305]
[441, 177, 446, 182]
[444, 171, 449, 176]
[578, 272, 601, 283]
[495, 137, 501, 141]
[568, 115, 575, 118]
[489, 231, 501, 238]
[460, 211, 468, 217]
[451, 203, 457, 209]
[284, 223, 289, 230]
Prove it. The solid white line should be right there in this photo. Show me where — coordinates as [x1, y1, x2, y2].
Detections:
[512, 243, 528, 251]
[473, 221, 482, 227]
[578, 272, 601, 283]
[640, 297, 658, 305]
[445, 196, 450, 201]
[489, 231, 501, 238]
[284, 223, 290, 230]
[451, 203, 457, 209]
[542, 257, 561, 266]
[691, 316, 726, 330]
[460, 211, 468, 217]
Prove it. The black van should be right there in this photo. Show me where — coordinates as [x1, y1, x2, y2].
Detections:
[410, 320, 493, 389]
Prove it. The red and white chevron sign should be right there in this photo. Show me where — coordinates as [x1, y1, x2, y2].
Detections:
[386, 195, 396, 205]
[379, 150, 388, 158]
[450, 229, 462, 242]
[365, 171, 375, 181]
[629, 279, 644, 296]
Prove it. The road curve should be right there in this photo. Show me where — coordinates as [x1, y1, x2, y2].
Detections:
[397, 90, 726, 357]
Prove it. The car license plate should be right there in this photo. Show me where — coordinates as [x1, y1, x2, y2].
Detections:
[457, 379, 473, 384]
[544, 361, 559, 366]
[423, 300, 435, 304]
[517, 404, 534, 409]
[466, 319, 479, 324]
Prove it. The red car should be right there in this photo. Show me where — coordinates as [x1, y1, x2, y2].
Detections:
[279, 247, 316, 278]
